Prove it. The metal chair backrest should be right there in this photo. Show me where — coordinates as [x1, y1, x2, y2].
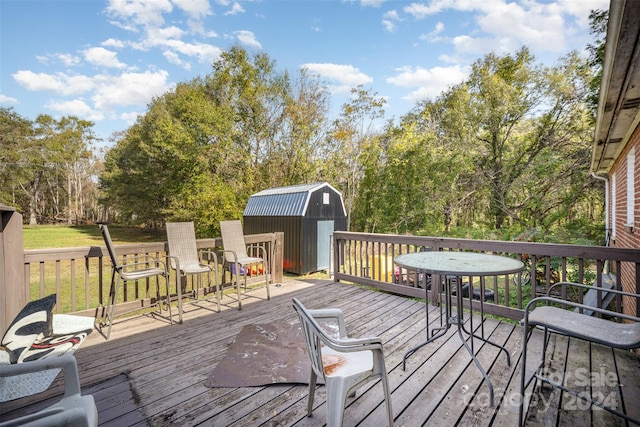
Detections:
[99, 224, 122, 271]
[220, 220, 250, 263]
[166, 222, 200, 271]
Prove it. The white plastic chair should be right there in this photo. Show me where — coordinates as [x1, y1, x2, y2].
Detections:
[166, 222, 219, 322]
[220, 220, 270, 309]
[292, 298, 394, 427]
[0, 354, 97, 427]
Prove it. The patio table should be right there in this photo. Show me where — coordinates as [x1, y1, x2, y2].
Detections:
[395, 250, 524, 406]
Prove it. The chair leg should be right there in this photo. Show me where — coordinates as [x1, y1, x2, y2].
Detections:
[307, 371, 317, 417]
[236, 268, 242, 310]
[164, 274, 173, 324]
[106, 277, 121, 340]
[519, 322, 532, 427]
[214, 270, 221, 312]
[381, 375, 394, 427]
[176, 273, 184, 324]
[265, 262, 271, 300]
[325, 380, 348, 427]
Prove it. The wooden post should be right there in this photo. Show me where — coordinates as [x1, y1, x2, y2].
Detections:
[272, 232, 284, 284]
[0, 205, 26, 336]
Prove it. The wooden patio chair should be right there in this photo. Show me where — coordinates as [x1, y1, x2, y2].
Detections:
[166, 222, 220, 323]
[292, 298, 394, 427]
[519, 281, 640, 426]
[99, 224, 172, 339]
[219, 220, 270, 310]
[0, 354, 97, 427]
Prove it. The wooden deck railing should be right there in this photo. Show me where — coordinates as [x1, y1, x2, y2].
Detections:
[2, 225, 639, 332]
[20, 233, 283, 319]
[333, 231, 640, 321]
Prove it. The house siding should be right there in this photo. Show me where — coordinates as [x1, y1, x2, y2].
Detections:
[609, 124, 640, 317]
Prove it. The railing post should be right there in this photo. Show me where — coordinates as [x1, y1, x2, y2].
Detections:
[273, 232, 283, 284]
[0, 205, 27, 336]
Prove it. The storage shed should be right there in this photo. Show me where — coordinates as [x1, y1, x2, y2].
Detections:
[243, 182, 347, 275]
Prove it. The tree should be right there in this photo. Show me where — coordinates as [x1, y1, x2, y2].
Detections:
[0, 108, 33, 209]
[101, 46, 332, 233]
[0, 109, 97, 224]
[586, 9, 608, 119]
[323, 86, 386, 230]
[33, 115, 96, 224]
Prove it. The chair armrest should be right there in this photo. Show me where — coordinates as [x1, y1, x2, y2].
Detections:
[546, 281, 619, 296]
[0, 354, 81, 397]
[222, 249, 239, 263]
[199, 249, 219, 269]
[165, 254, 181, 272]
[308, 308, 348, 338]
[324, 335, 385, 353]
[246, 244, 268, 261]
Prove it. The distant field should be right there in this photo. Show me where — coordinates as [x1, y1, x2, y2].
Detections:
[22, 224, 166, 249]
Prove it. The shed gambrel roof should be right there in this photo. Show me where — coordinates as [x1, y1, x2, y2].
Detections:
[243, 182, 345, 217]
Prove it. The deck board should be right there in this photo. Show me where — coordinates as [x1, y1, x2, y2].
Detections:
[2, 279, 639, 426]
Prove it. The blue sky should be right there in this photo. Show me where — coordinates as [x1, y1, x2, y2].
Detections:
[0, 0, 608, 148]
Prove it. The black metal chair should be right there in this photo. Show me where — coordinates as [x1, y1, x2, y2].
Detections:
[519, 281, 640, 426]
[99, 224, 172, 339]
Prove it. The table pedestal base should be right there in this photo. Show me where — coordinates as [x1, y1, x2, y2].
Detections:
[402, 281, 511, 407]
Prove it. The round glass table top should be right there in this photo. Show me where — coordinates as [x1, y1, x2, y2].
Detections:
[395, 251, 524, 276]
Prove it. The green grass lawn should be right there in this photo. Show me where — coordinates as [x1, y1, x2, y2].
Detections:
[22, 224, 166, 249]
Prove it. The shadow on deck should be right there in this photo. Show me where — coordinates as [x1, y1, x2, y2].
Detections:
[2, 279, 639, 426]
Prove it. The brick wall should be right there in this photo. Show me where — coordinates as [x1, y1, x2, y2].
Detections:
[609, 124, 640, 317]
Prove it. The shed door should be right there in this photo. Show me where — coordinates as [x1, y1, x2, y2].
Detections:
[317, 220, 333, 271]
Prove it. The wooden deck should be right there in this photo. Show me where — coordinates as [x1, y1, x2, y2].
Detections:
[3, 279, 639, 426]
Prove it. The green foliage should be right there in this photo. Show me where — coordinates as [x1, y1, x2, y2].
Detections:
[101, 46, 333, 233]
[0, 108, 99, 224]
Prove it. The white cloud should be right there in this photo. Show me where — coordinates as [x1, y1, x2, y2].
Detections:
[302, 63, 373, 89]
[387, 64, 468, 102]
[0, 94, 18, 104]
[398, 0, 609, 65]
[403, 1, 447, 19]
[163, 50, 191, 69]
[36, 53, 81, 67]
[382, 10, 400, 32]
[13, 71, 96, 95]
[235, 30, 261, 49]
[92, 70, 173, 111]
[102, 38, 126, 49]
[361, 0, 386, 7]
[420, 22, 445, 43]
[106, 0, 173, 28]
[83, 47, 127, 69]
[57, 53, 82, 67]
[224, 2, 245, 16]
[119, 110, 142, 124]
[136, 25, 222, 64]
[45, 99, 105, 121]
[172, 0, 211, 19]
[13, 68, 172, 122]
